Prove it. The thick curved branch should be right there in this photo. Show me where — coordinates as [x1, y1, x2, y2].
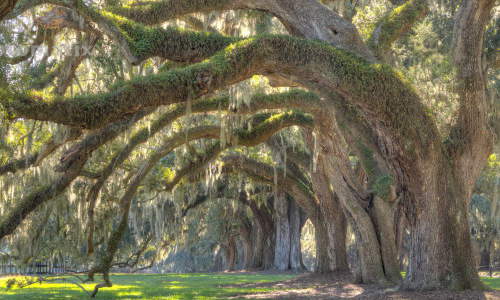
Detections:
[4, 25, 440, 198]
[3, 30, 440, 204]
[110, 0, 241, 26]
[9, 0, 373, 62]
[110, 0, 373, 60]
[2, 33, 434, 157]
[368, 0, 429, 61]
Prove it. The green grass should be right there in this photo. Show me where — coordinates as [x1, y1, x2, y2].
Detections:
[0, 273, 498, 299]
[0, 273, 296, 300]
[482, 276, 500, 290]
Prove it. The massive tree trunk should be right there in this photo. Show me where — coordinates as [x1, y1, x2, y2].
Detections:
[403, 0, 495, 289]
[404, 167, 484, 290]
[273, 195, 291, 270]
[309, 207, 348, 274]
[289, 199, 304, 270]
[315, 126, 387, 284]
[273, 195, 304, 271]
[250, 219, 263, 269]
[246, 196, 275, 269]
[225, 236, 237, 271]
[305, 118, 386, 282]
[369, 197, 401, 283]
[308, 166, 349, 273]
[313, 218, 333, 273]
[238, 217, 254, 270]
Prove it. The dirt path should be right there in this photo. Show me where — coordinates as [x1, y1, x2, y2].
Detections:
[227, 273, 500, 300]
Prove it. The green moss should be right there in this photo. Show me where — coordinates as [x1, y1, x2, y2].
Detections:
[367, 0, 429, 55]
[110, 0, 234, 26]
[99, 10, 238, 62]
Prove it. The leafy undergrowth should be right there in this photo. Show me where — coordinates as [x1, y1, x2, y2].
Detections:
[0, 273, 295, 299]
[0, 273, 498, 299]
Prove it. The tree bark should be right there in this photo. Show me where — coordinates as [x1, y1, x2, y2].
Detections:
[313, 218, 333, 273]
[289, 199, 303, 270]
[404, 169, 484, 290]
[238, 217, 254, 270]
[403, 0, 495, 289]
[370, 197, 401, 283]
[316, 140, 387, 284]
[309, 167, 349, 273]
[225, 236, 237, 271]
[273, 195, 291, 270]
[243, 194, 275, 269]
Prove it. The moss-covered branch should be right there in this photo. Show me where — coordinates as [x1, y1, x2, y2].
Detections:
[108, 0, 374, 61]
[367, 0, 428, 60]
[3, 26, 440, 187]
[109, 0, 239, 26]
[2, 33, 435, 152]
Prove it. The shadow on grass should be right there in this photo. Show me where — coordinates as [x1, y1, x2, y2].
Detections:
[0, 273, 296, 300]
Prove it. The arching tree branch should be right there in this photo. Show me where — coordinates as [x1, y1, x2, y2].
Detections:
[109, 0, 374, 60]
[2, 32, 435, 161]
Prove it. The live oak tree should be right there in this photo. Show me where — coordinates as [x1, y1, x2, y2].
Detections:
[0, 0, 497, 293]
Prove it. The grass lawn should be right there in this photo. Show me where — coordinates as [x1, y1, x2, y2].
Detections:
[482, 276, 500, 290]
[0, 273, 498, 299]
[0, 273, 296, 299]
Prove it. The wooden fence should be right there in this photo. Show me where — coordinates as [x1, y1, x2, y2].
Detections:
[0, 259, 67, 275]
